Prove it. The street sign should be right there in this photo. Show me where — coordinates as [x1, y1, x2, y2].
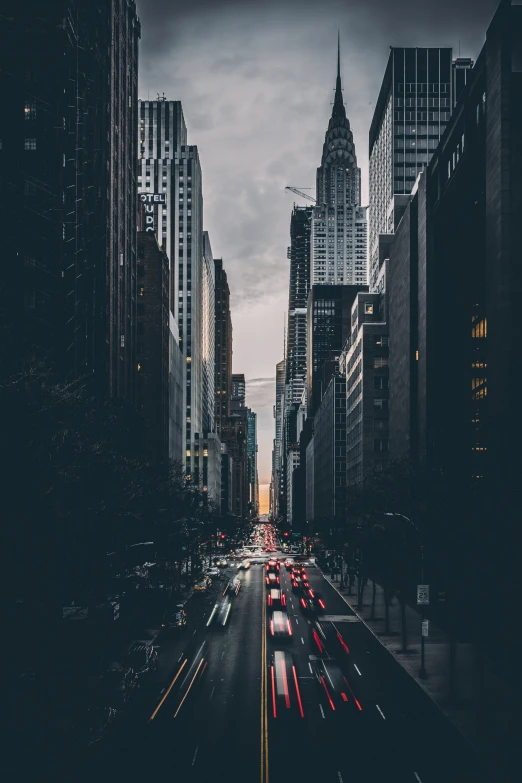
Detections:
[417, 584, 430, 605]
[422, 620, 429, 637]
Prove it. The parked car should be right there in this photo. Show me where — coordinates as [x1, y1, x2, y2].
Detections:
[161, 604, 188, 631]
[194, 576, 211, 593]
[102, 665, 139, 707]
[125, 641, 158, 677]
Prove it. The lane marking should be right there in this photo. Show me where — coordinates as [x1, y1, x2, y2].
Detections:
[295, 618, 299, 624]
[301, 637, 304, 645]
[376, 704, 386, 720]
[209, 686, 215, 700]
[177, 653, 184, 662]
[260, 577, 269, 783]
[192, 746, 199, 766]
[319, 704, 325, 719]
[413, 774, 422, 783]
[193, 629, 197, 635]
[354, 664, 362, 676]
[338, 773, 344, 783]
[308, 662, 313, 674]
[148, 659, 187, 722]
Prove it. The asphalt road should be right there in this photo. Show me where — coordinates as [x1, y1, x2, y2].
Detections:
[53, 552, 481, 783]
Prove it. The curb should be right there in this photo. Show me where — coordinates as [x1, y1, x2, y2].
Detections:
[315, 563, 478, 753]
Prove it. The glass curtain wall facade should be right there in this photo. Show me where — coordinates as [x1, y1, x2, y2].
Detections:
[369, 48, 473, 290]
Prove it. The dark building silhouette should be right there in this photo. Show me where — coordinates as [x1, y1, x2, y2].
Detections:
[1, 1, 140, 404]
[306, 284, 367, 417]
[313, 374, 346, 534]
[214, 259, 232, 439]
[136, 224, 169, 461]
[387, 3, 522, 774]
[285, 205, 313, 407]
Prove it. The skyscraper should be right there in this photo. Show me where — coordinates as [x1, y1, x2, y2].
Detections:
[368, 48, 473, 290]
[306, 284, 367, 417]
[247, 410, 259, 516]
[214, 259, 233, 440]
[137, 99, 205, 475]
[202, 232, 215, 435]
[311, 39, 368, 286]
[2, 1, 140, 404]
[285, 205, 313, 409]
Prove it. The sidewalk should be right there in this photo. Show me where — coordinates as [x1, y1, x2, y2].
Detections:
[318, 569, 513, 755]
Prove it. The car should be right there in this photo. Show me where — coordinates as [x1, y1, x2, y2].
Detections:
[309, 656, 362, 712]
[266, 560, 280, 573]
[194, 578, 211, 593]
[206, 567, 220, 577]
[290, 566, 304, 578]
[125, 642, 158, 676]
[299, 592, 326, 615]
[83, 706, 118, 746]
[269, 650, 304, 719]
[269, 610, 293, 639]
[267, 589, 286, 610]
[266, 573, 280, 588]
[215, 558, 228, 568]
[102, 665, 139, 707]
[291, 577, 305, 593]
[237, 559, 251, 570]
[309, 619, 351, 657]
[284, 559, 294, 571]
[161, 605, 188, 631]
[207, 595, 232, 627]
[224, 577, 241, 596]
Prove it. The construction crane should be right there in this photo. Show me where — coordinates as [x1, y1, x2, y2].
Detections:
[285, 186, 316, 203]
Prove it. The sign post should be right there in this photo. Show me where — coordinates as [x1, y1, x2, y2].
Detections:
[418, 545, 428, 679]
[422, 619, 429, 637]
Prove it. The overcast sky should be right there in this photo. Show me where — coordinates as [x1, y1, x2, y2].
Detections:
[137, 0, 500, 510]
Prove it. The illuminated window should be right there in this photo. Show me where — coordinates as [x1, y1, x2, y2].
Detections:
[24, 102, 36, 120]
[186, 450, 191, 457]
[471, 318, 487, 338]
[137, 363, 141, 372]
[24, 138, 36, 150]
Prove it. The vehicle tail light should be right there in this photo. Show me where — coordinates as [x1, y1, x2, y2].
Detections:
[320, 676, 336, 711]
[268, 596, 272, 605]
[309, 589, 315, 597]
[287, 618, 292, 636]
[292, 666, 305, 718]
[270, 620, 274, 635]
[282, 594, 286, 606]
[341, 692, 348, 702]
[300, 598, 306, 607]
[313, 629, 323, 653]
[337, 632, 349, 654]
[318, 600, 325, 609]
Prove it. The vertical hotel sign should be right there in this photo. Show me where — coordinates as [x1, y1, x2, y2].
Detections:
[139, 193, 166, 233]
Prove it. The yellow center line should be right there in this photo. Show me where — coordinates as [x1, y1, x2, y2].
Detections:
[173, 656, 205, 718]
[149, 658, 187, 722]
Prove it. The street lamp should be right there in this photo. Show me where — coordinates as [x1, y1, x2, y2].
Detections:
[384, 513, 428, 679]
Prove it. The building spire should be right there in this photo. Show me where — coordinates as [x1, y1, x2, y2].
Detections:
[333, 31, 345, 118]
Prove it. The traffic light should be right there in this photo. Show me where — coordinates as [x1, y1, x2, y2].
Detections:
[283, 532, 289, 537]
[221, 534, 226, 539]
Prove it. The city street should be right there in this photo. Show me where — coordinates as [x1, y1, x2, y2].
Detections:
[63, 551, 482, 783]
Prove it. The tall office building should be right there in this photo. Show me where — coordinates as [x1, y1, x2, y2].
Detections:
[368, 48, 473, 290]
[247, 410, 259, 516]
[285, 205, 313, 408]
[231, 374, 246, 407]
[214, 259, 233, 439]
[306, 284, 367, 417]
[202, 232, 215, 435]
[138, 99, 205, 474]
[271, 359, 286, 519]
[2, 1, 140, 404]
[311, 41, 368, 286]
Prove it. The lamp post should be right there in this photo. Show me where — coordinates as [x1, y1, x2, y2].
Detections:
[384, 513, 428, 679]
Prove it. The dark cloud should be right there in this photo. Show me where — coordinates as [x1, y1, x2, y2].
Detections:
[137, 0, 500, 485]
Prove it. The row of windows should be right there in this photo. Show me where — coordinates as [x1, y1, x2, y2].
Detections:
[396, 97, 450, 108]
[395, 111, 450, 122]
[396, 83, 450, 94]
